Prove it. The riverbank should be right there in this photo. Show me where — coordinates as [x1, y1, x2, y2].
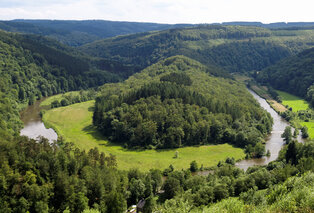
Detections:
[236, 89, 305, 170]
[20, 98, 58, 142]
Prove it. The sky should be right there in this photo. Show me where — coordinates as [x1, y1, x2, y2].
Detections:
[0, 0, 314, 24]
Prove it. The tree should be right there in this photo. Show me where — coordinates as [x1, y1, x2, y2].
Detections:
[105, 192, 127, 213]
[129, 178, 145, 204]
[285, 141, 298, 165]
[254, 142, 265, 158]
[225, 157, 235, 165]
[293, 129, 298, 138]
[60, 99, 70, 106]
[163, 177, 181, 199]
[143, 195, 156, 213]
[190, 161, 198, 172]
[213, 184, 229, 201]
[282, 126, 292, 143]
[51, 100, 60, 108]
[18, 87, 26, 101]
[301, 126, 309, 138]
[149, 169, 162, 193]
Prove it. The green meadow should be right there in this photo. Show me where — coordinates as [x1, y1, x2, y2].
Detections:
[300, 121, 314, 139]
[277, 90, 313, 138]
[42, 100, 245, 171]
[277, 90, 310, 111]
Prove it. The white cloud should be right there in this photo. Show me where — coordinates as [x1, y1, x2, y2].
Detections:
[0, 0, 313, 23]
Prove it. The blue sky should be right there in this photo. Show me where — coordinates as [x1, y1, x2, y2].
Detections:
[0, 0, 313, 24]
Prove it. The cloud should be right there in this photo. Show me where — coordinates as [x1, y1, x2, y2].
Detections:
[0, 0, 313, 23]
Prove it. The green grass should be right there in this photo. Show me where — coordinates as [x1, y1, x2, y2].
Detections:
[277, 90, 310, 111]
[300, 122, 314, 139]
[276, 90, 313, 139]
[43, 100, 245, 171]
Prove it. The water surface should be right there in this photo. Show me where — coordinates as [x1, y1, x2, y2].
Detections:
[20, 99, 58, 143]
[235, 90, 304, 170]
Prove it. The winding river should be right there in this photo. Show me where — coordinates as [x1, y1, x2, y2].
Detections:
[235, 90, 304, 170]
[20, 89, 303, 169]
[20, 99, 58, 143]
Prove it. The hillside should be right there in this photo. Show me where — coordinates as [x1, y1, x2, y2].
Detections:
[0, 30, 139, 134]
[0, 20, 192, 46]
[93, 56, 272, 156]
[256, 47, 314, 103]
[79, 25, 314, 72]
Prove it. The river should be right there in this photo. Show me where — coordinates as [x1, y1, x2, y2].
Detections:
[20, 99, 58, 143]
[20, 90, 302, 169]
[235, 89, 304, 170]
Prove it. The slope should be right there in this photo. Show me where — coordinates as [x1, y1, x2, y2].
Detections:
[0, 29, 138, 135]
[79, 25, 314, 73]
[256, 47, 314, 100]
[93, 56, 273, 156]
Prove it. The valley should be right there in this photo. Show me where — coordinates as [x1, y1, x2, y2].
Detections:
[0, 18, 313, 213]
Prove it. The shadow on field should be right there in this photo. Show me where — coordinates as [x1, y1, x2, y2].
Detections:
[82, 125, 103, 141]
[82, 124, 126, 149]
[87, 106, 94, 112]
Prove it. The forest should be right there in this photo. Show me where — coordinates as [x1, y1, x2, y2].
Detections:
[0, 126, 313, 212]
[0, 20, 189, 46]
[79, 25, 314, 73]
[256, 47, 314, 103]
[93, 56, 273, 157]
[0, 20, 313, 213]
[0, 29, 140, 131]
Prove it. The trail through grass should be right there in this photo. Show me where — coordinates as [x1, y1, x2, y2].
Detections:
[43, 100, 245, 171]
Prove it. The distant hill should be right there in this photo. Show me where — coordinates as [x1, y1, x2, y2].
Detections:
[1, 20, 314, 47]
[0, 20, 192, 46]
[220, 21, 314, 29]
[256, 47, 314, 101]
[79, 25, 314, 73]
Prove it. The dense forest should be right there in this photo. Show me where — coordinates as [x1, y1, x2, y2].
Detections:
[0, 127, 312, 212]
[93, 56, 272, 156]
[79, 25, 314, 72]
[256, 47, 314, 105]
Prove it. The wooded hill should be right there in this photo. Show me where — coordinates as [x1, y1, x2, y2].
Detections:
[79, 25, 314, 73]
[93, 56, 272, 156]
[0, 30, 138, 135]
[256, 47, 314, 106]
[0, 20, 191, 46]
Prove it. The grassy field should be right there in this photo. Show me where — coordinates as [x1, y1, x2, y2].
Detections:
[300, 122, 314, 139]
[276, 90, 313, 139]
[277, 90, 310, 111]
[43, 100, 245, 171]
